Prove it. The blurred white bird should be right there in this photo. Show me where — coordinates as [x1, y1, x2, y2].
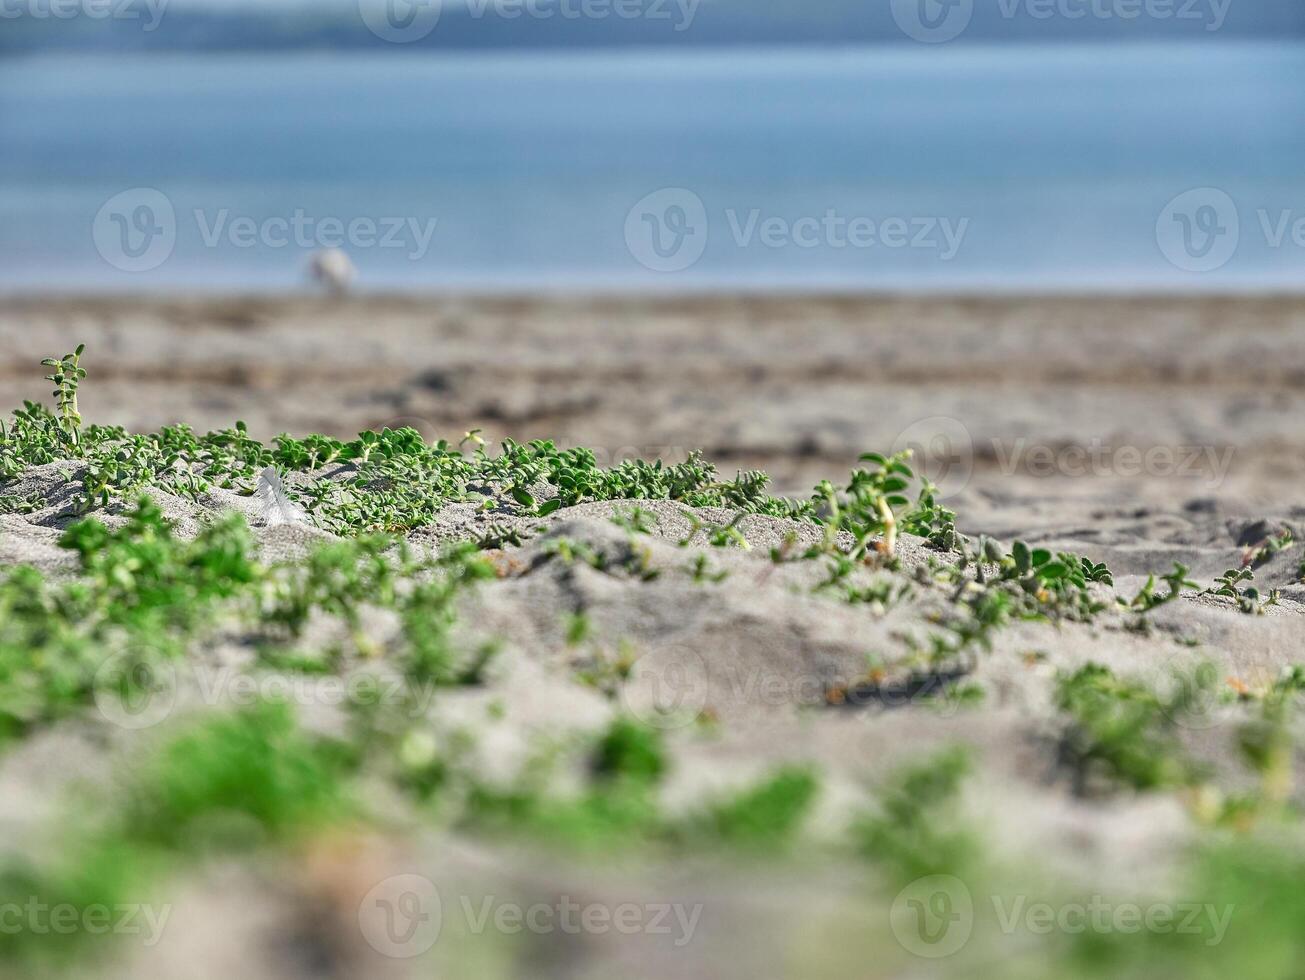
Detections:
[307, 248, 356, 295]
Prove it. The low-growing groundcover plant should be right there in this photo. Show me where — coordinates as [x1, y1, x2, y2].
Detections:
[0, 495, 499, 744]
[1, 348, 1304, 978]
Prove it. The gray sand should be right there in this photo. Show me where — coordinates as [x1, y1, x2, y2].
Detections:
[0, 294, 1303, 979]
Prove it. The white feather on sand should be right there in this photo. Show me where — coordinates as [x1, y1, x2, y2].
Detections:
[255, 466, 309, 527]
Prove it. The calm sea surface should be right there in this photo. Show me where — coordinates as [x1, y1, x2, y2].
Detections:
[2, 44, 1303, 291]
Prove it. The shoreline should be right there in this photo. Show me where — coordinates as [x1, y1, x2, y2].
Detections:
[3, 291, 1303, 516]
[9, 288, 1305, 306]
[9, 285, 1305, 303]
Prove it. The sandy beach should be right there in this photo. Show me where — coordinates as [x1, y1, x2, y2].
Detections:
[1, 292, 1304, 979]
[5, 292, 1305, 508]
[7, 0, 1305, 970]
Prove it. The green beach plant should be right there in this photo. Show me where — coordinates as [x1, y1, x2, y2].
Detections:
[40, 344, 86, 447]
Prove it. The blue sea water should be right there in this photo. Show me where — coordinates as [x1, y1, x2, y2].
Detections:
[1, 43, 1303, 292]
